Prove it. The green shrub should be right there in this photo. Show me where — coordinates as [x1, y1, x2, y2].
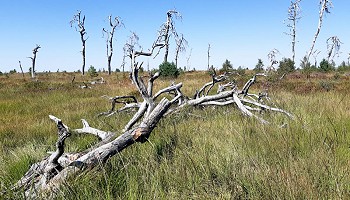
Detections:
[159, 62, 180, 78]
[88, 65, 99, 78]
[319, 59, 335, 72]
[277, 58, 295, 74]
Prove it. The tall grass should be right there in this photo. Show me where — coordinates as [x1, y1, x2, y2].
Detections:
[0, 72, 349, 199]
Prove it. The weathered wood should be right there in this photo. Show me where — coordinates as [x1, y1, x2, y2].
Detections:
[28, 45, 41, 79]
[74, 119, 113, 140]
[70, 11, 87, 75]
[12, 26, 293, 198]
[103, 15, 123, 75]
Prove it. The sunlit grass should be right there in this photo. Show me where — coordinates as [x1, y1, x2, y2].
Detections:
[0, 71, 350, 199]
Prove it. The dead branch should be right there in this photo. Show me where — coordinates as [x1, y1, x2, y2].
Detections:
[326, 36, 342, 62]
[12, 32, 292, 199]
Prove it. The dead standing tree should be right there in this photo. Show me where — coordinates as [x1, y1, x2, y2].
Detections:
[153, 10, 182, 63]
[70, 11, 88, 75]
[103, 15, 123, 75]
[326, 36, 342, 62]
[207, 44, 211, 71]
[28, 45, 41, 79]
[18, 61, 24, 77]
[306, 0, 333, 63]
[267, 48, 280, 72]
[285, 0, 302, 63]
[174, 34, 188, 68]
[312, 50, 321, 67]
[11, 42, 293, 198]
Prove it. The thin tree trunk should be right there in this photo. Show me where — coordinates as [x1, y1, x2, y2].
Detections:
[306, 0, 331, 63]
[18, 61, 24, 77]
[81, 37, 86, 75]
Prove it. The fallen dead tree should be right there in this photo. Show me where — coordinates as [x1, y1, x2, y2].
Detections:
[8, 43, 293, 199]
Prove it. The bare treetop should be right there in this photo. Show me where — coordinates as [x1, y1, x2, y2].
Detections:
[103, 15, 124, 75]
[285, 0, 302, 63]
[153, 9, 183, 63]
[267, 48, 280, 71]
[70, 11, 86, 34]
[327, 36, 342, 62]
[321, 0, 333, 13]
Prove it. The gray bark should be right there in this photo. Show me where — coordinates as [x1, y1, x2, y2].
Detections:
[28, 45, 41, 79]
[11, 36, 293, 199]
[71, 11, 87, 75]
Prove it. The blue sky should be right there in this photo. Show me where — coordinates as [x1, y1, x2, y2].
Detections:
[0, 0, 349, 73]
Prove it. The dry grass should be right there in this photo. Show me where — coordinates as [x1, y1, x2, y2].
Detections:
[0, 71, 350, 199]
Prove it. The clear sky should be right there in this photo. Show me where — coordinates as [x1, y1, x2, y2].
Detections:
[0, 0, 349, 73]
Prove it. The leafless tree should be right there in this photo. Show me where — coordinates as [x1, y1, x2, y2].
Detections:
[267, 48, 280, 71]
[103, 15, 123, 75]
[174, 34, 188, 68]
[11, 44, 292, 198]
[306, 0, 333, 63]
[312, 50, 321, 67]
[18, 61, 24, 77]
[153, 10, 182, 63]
[9, 13, 293, 199]
[285, 0, 302, 63]
[28, 45, 41, 79]
[70, 11, 88, 75]
[124, 32, 142, 71]
[326, 36, 342, 62]
[207, 44, 211, 71]
[186, 48, 192, 71]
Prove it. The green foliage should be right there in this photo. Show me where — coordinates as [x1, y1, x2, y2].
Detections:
[88, 65, 99, 78]
[9, 69, 17, 74]
[319, 59, 335, 72]
[300, 56, 311, 72]
[221, 59, 233, 73]
[159, 61, 180, 78]
[277, 58, 295, 74]
[237, 66, 246, 75]
[337, 61, 350, 72]
[254, 59, 264, 72]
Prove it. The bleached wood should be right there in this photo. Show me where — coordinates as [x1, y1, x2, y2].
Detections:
[74, 119, 112, 140]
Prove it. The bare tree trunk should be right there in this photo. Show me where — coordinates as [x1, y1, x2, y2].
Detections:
[306, 0, 333, 63]
[175, 34, 187, 68]
[103, 16, 123, 75]
[28, 45, 41, 79]
[82, 39, 86, 75]
[18, 61, 24, 77]
[286, 0, 301, 63]
[326, 36, 342, 62]
[71, 11, 88, 75]
[163, 12, 171, 63]
[152, 10, 182, 64]
[207, 44, 211, 71]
